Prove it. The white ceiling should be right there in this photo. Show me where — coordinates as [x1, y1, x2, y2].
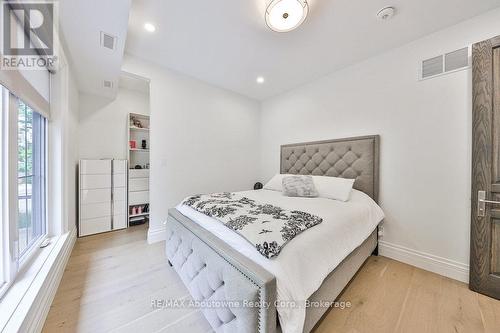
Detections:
[126, 0, 500, 100]
[59, 0, 131, 98]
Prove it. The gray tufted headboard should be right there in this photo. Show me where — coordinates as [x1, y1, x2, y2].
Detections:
[280, 135, 380, 202]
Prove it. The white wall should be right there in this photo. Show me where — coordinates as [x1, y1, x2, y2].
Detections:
[49, 50, 80, 235]
[65, 69, 79, 232]
[78, 88, 149, 159]
[122, 55, 261, 241]
[259, 8, 500, 282]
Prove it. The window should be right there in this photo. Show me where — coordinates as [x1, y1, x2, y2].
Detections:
[17, 101, 47, 258]
[0, 86, 48, 296]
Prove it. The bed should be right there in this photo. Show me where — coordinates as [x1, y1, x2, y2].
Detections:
[165, 135, 382, 333]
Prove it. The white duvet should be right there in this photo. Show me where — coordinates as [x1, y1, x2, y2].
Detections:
[176, 189, 384, 333]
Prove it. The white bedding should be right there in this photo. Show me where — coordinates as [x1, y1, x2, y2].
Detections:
[176, 189, 384, 333]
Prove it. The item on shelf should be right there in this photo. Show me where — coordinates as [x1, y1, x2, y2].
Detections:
[131, 116, 143, 128]
[146, 163, 150, 169]
[134, 165, 142, 169]
[129, 140, 136, 149]
[129, 204, 149, 217]
[129, 216, 147, 226]
[254, 182, 263, 190]
[142, 139, 147, 149]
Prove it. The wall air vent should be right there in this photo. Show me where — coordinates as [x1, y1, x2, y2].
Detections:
[445, 47, 469, 72]
[422, 55, 443, 78]
[100, 31, 117, 50]
[420, 47, 469, 80]
[103, 80, 113, 88]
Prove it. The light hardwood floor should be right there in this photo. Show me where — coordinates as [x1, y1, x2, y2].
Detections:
[43, 225, 500, 333]
[314, 256, 500, 333]
[42, 224, 211, 333]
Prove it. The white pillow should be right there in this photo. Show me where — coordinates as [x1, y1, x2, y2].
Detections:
[312, 175, 355, 202]
[263, 173, 291, 192]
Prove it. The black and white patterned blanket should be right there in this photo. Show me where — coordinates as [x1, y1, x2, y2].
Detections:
[182, 192, 323, 258]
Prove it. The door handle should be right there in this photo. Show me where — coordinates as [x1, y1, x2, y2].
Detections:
[479, 199, 500, 204]
[477, 190, 500, 217]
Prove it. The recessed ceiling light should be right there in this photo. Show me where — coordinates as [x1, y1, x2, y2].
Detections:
[144, 22, 156, 32]
[265, 0, 308, 33]
[256, 76, 265, 84]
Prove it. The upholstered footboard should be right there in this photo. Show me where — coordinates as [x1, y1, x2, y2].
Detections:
[166, 208, 277, 333]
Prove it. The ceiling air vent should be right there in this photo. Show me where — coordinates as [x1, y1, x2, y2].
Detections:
[100, 31, 116, 50]
[421, 47, 469, 80]
[103, 80, 113, 88]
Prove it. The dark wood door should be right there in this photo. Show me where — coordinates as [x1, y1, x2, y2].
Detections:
[471, 36, 500, 299]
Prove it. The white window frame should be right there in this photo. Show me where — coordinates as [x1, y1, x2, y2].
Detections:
[1, 87, 18, 297]
[0, 87, 48, 299]
[16, 100, 48, 267]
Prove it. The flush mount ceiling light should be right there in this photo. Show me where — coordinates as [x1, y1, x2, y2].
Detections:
[144, 22, 156, 32]
[376, 7, 395, 21]
[265, 0, 309, 33]
[256, 76, 265, 84]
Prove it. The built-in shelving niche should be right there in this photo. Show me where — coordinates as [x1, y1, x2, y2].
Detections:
[122, 71, 151, 226]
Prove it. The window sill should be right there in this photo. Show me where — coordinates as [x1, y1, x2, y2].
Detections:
[18, 234, 49, 274]
[0, 229, 76, 331]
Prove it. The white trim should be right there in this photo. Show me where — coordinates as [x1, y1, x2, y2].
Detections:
[0, 228, 76, 332]
[0, 89, 20, 297]
[18, 234, 48, 273]
[0, 59, 50, 119]
[379, 240, 469, 283]
[147, 225, 166, 244]
[23, 228, 76, 332]
[0, 86, 8, 294]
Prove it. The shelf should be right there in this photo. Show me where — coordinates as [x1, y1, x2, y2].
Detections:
[129, 113, 149, 119]
[129, 148, 150, 152]
[129, 212, 149, 218]
[129, 127, 150, 132]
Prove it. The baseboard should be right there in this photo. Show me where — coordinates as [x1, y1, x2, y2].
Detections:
[22, 228, 77, 332]
[147, 225, 167, 244]
[379, 240, 469, 283]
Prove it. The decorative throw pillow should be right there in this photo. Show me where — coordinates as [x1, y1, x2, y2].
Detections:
[282, 175, 319, 198]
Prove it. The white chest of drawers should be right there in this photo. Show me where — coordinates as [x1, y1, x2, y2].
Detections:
[79, 159, 128, 237]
